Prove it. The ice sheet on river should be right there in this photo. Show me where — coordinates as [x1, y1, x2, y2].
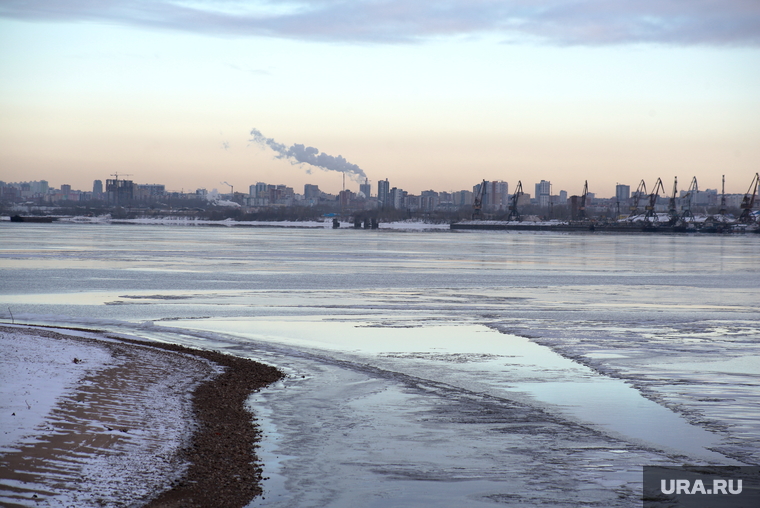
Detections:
[1, 225, 757, 507]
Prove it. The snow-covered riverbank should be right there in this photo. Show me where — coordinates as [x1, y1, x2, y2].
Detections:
[0, 325, 282, 508]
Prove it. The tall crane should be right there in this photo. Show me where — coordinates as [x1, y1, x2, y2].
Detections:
[629, 180, 647, 217]
[472, 179, 487, 219]
[667, 176, 679, 224]
[578, 180, 589, 221]
[644, 178, 665, 224]
[110, 172, 133, 182]
[719, 175, 727, 216]
[738, 172, 760, 223]
[681, 177, 698, 222]
[506, 181, 523, 222]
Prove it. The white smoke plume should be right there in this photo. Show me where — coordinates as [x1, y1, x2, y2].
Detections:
[250, 128, 367, 181]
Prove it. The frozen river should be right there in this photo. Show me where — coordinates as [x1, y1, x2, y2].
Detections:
[1, 223, 758, 507]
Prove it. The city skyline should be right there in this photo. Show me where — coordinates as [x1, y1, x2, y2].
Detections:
[1, 3, 758, 196]
[5, 173, 754, 207]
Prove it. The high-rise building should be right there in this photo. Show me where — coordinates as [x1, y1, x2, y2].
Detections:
[535, 180, 551, 208]
[359, 178, 371, 199]
[378, 179, 390, 208]
[487, 181, 509, 209]
[389, 187, 405, 209]
[456, 190, 474, 207]
[106, 178, 134, 204]
[93, 180, 103, 197]
[304, 184, 321, 199]
[339, 189, 353, 207]
[615, 184, 630, 203]
[255, 182, 268, 199]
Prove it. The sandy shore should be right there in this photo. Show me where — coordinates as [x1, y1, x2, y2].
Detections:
[0, 325, 283, 508]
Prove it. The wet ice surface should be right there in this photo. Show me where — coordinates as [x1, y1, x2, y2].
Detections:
[119, 323, 657, 508]
[0, 224, 758, 506]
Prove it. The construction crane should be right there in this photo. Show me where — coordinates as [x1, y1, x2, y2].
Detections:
[644, 178, 665, 224]
[719, 175, 727, 216]
[667, 176, 679, 224]
[472, 179, 487, 219]
[681, 177, 698, 222]
[629, 180, 647, 217]
[506, 181, 523, 222]
[738, 172, 760, 223]
[110, 172, 133, 182]
[578, 180, 589, 221]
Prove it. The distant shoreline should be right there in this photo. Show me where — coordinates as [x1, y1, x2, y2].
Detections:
[4, 214, 759, 233]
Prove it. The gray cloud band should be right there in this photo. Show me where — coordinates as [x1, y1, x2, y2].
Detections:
[250, 129, 366, 182]
[1, 1, 758, 46]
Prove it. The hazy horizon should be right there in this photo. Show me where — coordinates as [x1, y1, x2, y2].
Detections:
[1, 2, 758, 196]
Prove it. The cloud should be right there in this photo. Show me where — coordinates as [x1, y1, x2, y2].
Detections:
[250, 128, 367, 181]
[1, 1, 758, 46]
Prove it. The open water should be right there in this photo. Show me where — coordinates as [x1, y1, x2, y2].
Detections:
[1, 223, 758, 507]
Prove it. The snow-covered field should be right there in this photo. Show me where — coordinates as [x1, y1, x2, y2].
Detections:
[0, 326, 218, 507]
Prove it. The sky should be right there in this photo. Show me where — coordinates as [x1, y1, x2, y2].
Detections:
[1, 1, 759, 198]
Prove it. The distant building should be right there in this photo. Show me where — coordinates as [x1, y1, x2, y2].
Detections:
[486, 181, 509, 210]
[106, 178, 134, 204]
[378, 179, 390, 209]
[699, 189, 718, 207]
[454, 190, 474, 207]
[615, 184, 630, 204]
[304, 184, 321, 199]
[420, 190, 439, 211]
[389, 187, 405, 209]
[135, 184, 166, 201]
[93, 180, 103, 198]
[256, 182, 268, 196]
[359, 178, 371, 199]
[339, 189, 353, 207]
[535, 180, 551, 208]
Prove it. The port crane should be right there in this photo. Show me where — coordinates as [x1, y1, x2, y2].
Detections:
[667, 176, 679, 224]
[644, 178, 665, 224]
[680, 177, 698, 222]
[506, 181, 523, 222]
[738, 172, 759, 223]
[578, 181, 589, 221]
[472, 180, 487, 219]
[629, 180, 647, 217]
[719, 175, 727, 216]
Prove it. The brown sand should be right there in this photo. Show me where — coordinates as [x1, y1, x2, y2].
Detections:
[0, 326, 284, 508]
